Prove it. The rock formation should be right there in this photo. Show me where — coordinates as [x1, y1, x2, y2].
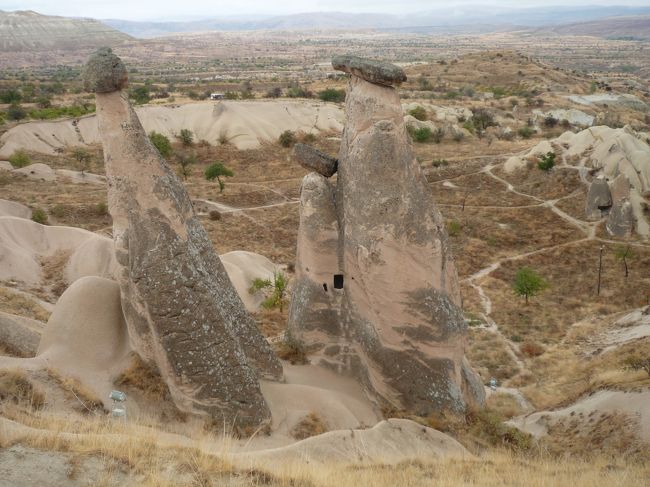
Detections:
[293, 143, 338, 177]
[84, 48, 281, 428]
[288, 56, 485, 415]
[585, 177, 612, 220]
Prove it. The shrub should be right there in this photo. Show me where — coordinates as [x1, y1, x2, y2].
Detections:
[291, 412, 327, 440]
[27, 104, 95, 120]
[31, 208, 48, 224]
[513, 266, 548, 304]
[469, 108, 496, 132]
[623, 356, 650, 377]
[446, 220, 461, 236]
[543, 115, 558, 128]
[224, 91, 239, 100]
[96, 202, 109, 216]
[278, 130, 296, 148]
[177, 151, 197, 180]
[178, 128, 194, 146]
[276, 335, 308, 365]
[286, 85, 312, 98]
[249, 271, 289, 312]
[129, 85, 150, 104]
[408, 106, 428, 121]
[209, 210, 222, 221]
[72, 147, 92, 174]
[411, 126, 432, 143]
[205, 161, 234, 192]
[520, 341, 545, 358]
[0, 369, 45, 410]
[452, 130, 465, 142]
[7, 103, 26, 121]
[0, 89, 22, 104]
[518, 126, 534, 139]
[432, 127, 445, 144]
[8, 149, 30, 168]
[538, 151, 555, 171]
[149, 131, 172, 158]
[266, 87, 283, 98]
[318, 88, 346, 103]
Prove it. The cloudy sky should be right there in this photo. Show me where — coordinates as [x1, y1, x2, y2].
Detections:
[1, 1, 648, 20]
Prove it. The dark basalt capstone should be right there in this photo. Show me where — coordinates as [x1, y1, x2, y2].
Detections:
[83, 47, 128, 93]
[293, 143, 338, 177]
[332, 55, 407, 86]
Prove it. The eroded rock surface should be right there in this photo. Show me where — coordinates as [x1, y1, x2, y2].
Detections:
[585, 178, 612, 220]
[332, 55, 407, 86]
[288, 57, 484, 416]
[293, 143, 338, 177]
[85, 48, 281, 428]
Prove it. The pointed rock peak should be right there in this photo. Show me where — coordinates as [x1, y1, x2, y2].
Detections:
[83, 47, 128, 93]
[332, 54, 407, 87]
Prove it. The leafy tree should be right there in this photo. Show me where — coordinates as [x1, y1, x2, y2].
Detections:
[130, 85, 150, 104]
[537, 151, 555, 171]
[278, 130, 296, 148]
[513, 267, 548, 304]
[72, 147, 92, 174]
[177, 152, 197, 181]
[204, 162, 234, 192]
[614, 245, 634, 278]
[149, 131, 172, 159]
[0, 89, 22, 104]
[469, 108, 496, 134]
[178, 128, 194, 146]
[249, 271, 289, 312]
[318, 88, 346, 103]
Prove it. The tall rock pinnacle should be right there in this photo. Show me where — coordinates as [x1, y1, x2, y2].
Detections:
[288, 56, 485, 415]
[84, 48, 282, 429]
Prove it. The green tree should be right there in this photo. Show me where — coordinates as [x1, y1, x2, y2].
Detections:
[513, 267, 548, 304]
[130, 85, 150, 104]
[614, 245, 634, 278]
[178, 128, 194, 146]
[248, 271, 289, 312]
[149, 131, 172, 159]
[204, 162, 234, 192]
[7, 103, 26, 121]
[72, 147, 92, 174]
[0, 89, 22, 104]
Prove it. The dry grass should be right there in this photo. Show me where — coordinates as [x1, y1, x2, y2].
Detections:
[39, 249, 72, 298]
[0, 287, 50, 322]
[467, 328, 519, 382]
[0, 369, 45, 410]
[291, 412, 328, 440]
[46, 368, 106, 415]
[486, 393, 524, 420]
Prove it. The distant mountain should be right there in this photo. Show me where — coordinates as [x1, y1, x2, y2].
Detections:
[0, 10, 131, 51]
[539, 15, 650, 40]
[103, 6, 650, 38]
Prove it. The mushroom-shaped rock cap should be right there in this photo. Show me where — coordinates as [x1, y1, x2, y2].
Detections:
[293, 143, 338, 177]
[83, 47, 128, 93]
[332, 55, 407, 87]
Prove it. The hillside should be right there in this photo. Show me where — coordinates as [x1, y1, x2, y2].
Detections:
[541, 14, 650, 40]
[0, 10, 131, 51]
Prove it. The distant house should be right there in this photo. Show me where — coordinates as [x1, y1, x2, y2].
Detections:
[210, 93, 224, 100]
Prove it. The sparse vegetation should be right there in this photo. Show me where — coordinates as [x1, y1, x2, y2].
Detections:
[8, 149, 30, 168]
[409, 126, 432, 143]
[178, 128, 194, 146]
[291, 412, 327, 439]
[278, 130, 296, 147]
[318, 88, 346, 103]
[31, 208, 48, 224]
[408, 105, 428, 121]
[518, 126, 534, 139]
[72, 147, 91, 174]
[249, 271, 288, 312]
[614, 245, 633, 278]
[0, 369, 45, 410]
[537, 151, 555, 171]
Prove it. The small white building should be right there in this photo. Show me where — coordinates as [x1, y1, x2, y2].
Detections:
[210, 93, 224, 100]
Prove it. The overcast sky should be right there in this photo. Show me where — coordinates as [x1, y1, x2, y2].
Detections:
[1, 1, 649, 21]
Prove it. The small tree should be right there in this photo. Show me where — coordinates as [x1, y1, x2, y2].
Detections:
[205, 162, 233, 193]
[72, 147, 92, 175]
[149, 131, 172, 159]
[513, 267, 548, 304]
[177, 152, 197, 181]
[614, 245, 633, 278]
[249, 271, 289, 312]
[538, 151, 555, 171]
[178, 128, 194, 147]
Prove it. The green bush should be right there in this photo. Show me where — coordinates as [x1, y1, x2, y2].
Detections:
[149, 131, 172, 158]
[130, 85, 150, 105]
[408, 106, 428, 121]
[28, 104, 95, 120]
[318, 88, 345, 103]
[8, 150, 30, 168]
[0, 89, 22, 104]
[278, 130, 296, 148]
[31, 208, 48, 225]
[286, 86, 312, 98]
[538, 151, 555, 171]
[410, 126, 432, 143]
[446, 220, 461, 236]
[517, 126, 534, 139]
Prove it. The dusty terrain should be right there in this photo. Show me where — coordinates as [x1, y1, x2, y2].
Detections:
[1, 49, 649, 485]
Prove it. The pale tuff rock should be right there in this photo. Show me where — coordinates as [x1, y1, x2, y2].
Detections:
[332, 55, 407, 86]
[288, 58, 484, 415]
[85, 49, 281, 428]
[585, 178, 612, 220]
[293, 143, 338, 177]
[607, 199, 635, 237]
[0, 312, 42, 358]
